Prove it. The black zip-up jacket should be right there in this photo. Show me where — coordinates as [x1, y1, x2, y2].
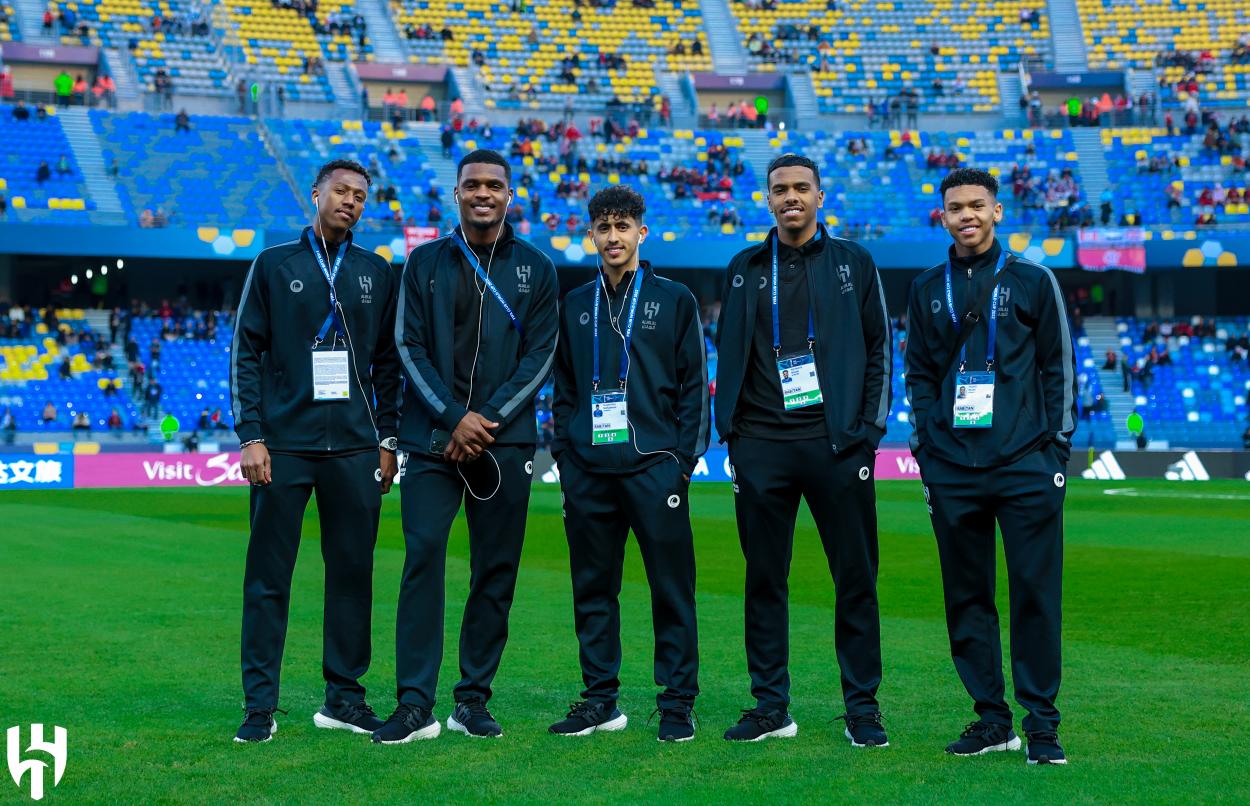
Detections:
[714, 225, 892, 455]
[395, 224, 558, 451]
[231, 227, 401, 453]
[904, 239, 1077, 468]
[551, 262, 711, 476]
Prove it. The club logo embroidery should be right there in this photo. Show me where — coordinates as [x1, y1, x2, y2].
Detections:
[732, 275, 744, 288]
[996, 286, 1011, 319]
[666, 494, 681, 509]
[642, 301, 660, 330]
[758, 276, 768, 290]
[290, 280, 304, 293]
[579, 312, 591, 326]
[524, 460, 533, 475]
[931, 298, 942, 314]
[1054, 472, 1065, 488]
[838, 264, 854, 295]
[858, 466, 870, 481]
[358, 274, 372, 304]
[516, 264, 532, 294]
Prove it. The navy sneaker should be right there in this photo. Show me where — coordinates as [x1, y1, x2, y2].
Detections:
[234, 707, 283, 743]
[312, 702, 384, 735]
[945, 721, 1022, 756]
[447, 699, 503, 738]
[723, 708, 797, 742]
[1026, 731, 1067, 765]
[839, 712, 889, 747]
[371, 704, 441, 744]
[548, 701, 628, 736]
[654, 705, 696, 743]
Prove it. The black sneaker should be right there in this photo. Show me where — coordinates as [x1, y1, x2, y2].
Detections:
[371, 704, 441, 744]
[548, 701, 628, 736]
[723, 707, 798, 742]
[945, 721, 1022, 756]
[447, 698, 503, 738]
[313, 702, 384, 735]
[233, 706, 284, 743]
[1026, 731, 1067, 765]
[654, 706, 696, 743]
[838, 712, 889, 747]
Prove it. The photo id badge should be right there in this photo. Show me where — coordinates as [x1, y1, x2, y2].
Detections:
[590, 391, 629, 445]
[953, 371, 994, 428]
[777, 352, 823, 410]
[312, 349, 351, 401]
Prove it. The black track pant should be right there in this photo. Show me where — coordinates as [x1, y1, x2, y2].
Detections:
[241, 450, 381, 711]
[560, 458, 699, 710]
[920, 447, 1065, 734]
[729, 436, 882, 714]
[394, 445, 535, 710]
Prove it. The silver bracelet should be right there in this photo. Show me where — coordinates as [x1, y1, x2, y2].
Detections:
[239, 439, 265, 449]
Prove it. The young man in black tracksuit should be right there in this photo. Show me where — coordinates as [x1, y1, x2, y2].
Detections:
[547, 186, 710, 742]
[716, 154, 893, 744]
[232, 159, 401, 743]
[374, 150, 559, 743]
[906, 168, 1076, 765]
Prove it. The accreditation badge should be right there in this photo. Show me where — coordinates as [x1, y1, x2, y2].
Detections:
[953, 371, 994, 428]
[590, 391, 629, 445]
[777, 352, 823, 410]
[311, 349, 351, 401]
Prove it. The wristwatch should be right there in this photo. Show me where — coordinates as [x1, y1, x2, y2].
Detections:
[379, 437, 399, 452]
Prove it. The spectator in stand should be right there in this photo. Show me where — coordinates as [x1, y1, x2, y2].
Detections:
[107, 409, 123, 431]
[71, 411, 91, 438]
[175, 109, 192, 133]
[42, 401, 58, 425]
[1, 406, 16, 444]
[12, 100, 31, 122]
[36, 161, 51, 186]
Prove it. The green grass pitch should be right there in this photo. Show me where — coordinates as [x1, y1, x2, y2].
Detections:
[2, 479, 1248, 804]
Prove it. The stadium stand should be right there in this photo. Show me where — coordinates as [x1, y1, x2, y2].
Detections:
[266, 116, 441, 230]
[89, 109, 305, 228]
[1102, 125, 1250, 229]
[730, 0, 1049, 115]
[1117, 316, 1250, 447]
[46, 0, 234, 97]
[1, 2, 19, 40]
[218, 0, 335, 102]
[0, 104, 97, 223]
[391, 0, 710, 110]
[770, 127, 1085, 236]
[448, 121, 768, 236]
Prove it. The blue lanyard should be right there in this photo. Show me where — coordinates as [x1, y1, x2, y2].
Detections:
[771, 230, 818, 356]
[944, 250, 1009, 371]
[307, 229, 349, 344]
[453, 229, 525, 336]
[591, 270, 641, 390]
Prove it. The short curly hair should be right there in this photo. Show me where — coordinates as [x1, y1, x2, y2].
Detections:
[939, 167, 998, 200]
[588, 185, 646, 224]
[314, 158, 371, 189]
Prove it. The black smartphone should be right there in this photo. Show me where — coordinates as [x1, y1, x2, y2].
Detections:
[429, 429, 451, 455]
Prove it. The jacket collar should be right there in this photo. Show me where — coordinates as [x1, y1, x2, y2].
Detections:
[755, 223, 828, 267]
[302, 225, 354, 259]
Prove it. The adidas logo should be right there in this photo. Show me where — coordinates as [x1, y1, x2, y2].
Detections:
[1082, 451, 1126, 481]
[1164, 451, 1209, 481]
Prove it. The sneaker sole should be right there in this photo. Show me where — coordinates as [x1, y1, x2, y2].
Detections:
[233, 719, 277, 743]
[658, 733, 695, 743]
[844, 728, 889, 748]
[739, 721, 798, 742]
[555, 713, 629, 737]
[373, 721, 441, 745]
[313, 711, 373, 735]
[447, 715, 503, 738]
[1027, 755, 1067, 765]
[949, 735, 1023, 756]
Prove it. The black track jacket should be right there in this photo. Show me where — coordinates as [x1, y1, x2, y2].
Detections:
[714, 225, 892, 455]
[394, 224, 558, 451]
[904, 240, 1077, 468]
[551, 262, 711, 476]
[231, 227, 401, 453]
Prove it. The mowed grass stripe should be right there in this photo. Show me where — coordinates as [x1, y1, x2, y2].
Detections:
[1, 481, 1248, 803]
